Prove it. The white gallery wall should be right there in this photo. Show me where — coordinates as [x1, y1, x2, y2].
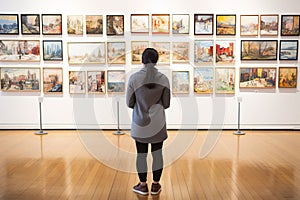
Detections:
[0, 0, 300, 129]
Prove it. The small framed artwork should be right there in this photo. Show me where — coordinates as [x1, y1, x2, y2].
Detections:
[281, 15, 300, 36]
[0, 14, 19, 35]
[86, 15, 103, 34]
[194, 67, 214, 94]
[279, 40, 298, 60]
[172, 71, 190, 94]
[131, 14, 149, 33]
[106, 15, 124, 36]
[107, 42, 126, 64]
[107, 70, 125, 93]
[21, 14, 40, 35]
[42, 14, 62, 35]
[43, 40, 63, 61]
[216, 14, 236, 36]
[240, 15, 259, 36]
[131, 41, 149, 64]
[172, 14, 189, 34]
[67, 15, 83, 35]
[215, 68, 235, 94]
[151, 42, 170, 64]
[260, 15, 278, 36]
[239, 67, 277, 88]
[43, 68, 63, 93]
[87, 71, 106, 94]
[172, 42, 189, 63]
[1, 67, 40, 92]
[68, 42, 106, 64]
[0, 40, 40, 62]
[215, 40, 235, 64]
[194, 40, 214, 64]
[152, 14, 170, 34]
[194, 14, 213, 35]
[278, 67, 297, 88]
[241, 40, 278, 60]
[69, 71, 86, 94]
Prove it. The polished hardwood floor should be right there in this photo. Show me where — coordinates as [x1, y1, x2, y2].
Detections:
[0, 130, 300, 200]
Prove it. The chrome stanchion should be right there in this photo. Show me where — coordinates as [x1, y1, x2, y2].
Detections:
[113, 99, 125, 135]
[233, 97, 245, 135]
[35, 97, 47, 135]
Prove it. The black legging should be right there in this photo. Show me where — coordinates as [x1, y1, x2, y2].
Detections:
[135, 141, 163, 182]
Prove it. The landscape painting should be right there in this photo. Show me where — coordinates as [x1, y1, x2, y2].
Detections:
[86, 15, 103, 34]
[172, 71, 189, 94]
[151, 42, 170, 64]
[107, 70, 125, 93]
[279, 40, 298, 60]
[194, 67, 214, 94]
[172, 14, 189, 34]
[0, 14, 19, 34]
[43, 68, 63, 93]
[215, 68, 235, 94]
[69, 71, 86, 94]
[278, 67, 297, 88]
[131, 41, 148, 64]
[1, 67, 40, 92]
[194, 40, 214, 64]
[21, 14, 40, 34]
[131, 14, 149, 33]
[0, 40, 40, 62]
[42, 14, 62, 35]
[194, 14, 213, 35]
[68, 42, 106, 64]
[172, 42, 189, 63]
[241, 40, 278, 60]
[87, 71, 106, 94]
[216, 15, 236, 35]
[260, 15, 278, 36]
[107, 42, 126, 64]
[106, 15, 124, 36]
[239, 67, 276, 88]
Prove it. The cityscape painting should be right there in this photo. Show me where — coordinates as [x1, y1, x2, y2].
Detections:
[172, 71, 189, 94]
[239, 67, 276, 88]
[0, 40, 40, 62]
[215, 68, 235, 94]
[43, 40, 63, 61]
[106, 15, 124, 36]
[131, 41, 148, 64]
[194, 67, 214, 94]
[69, 71, 86, 94]
[260, 15, 279, 36]
[172, 42, 189, 63]
[0, 14, 19, 34]
[107, 70, 125, 93]
[67, 15, 83, 35]
[21, 14, 40, 34]
[151, 42, 170, 64]
[43, 68, 63, 93]
[194, 14, 213, 35]
[152, 14, 170, 34]
[42, 14, 62, 35]
[87, 71, 106, 94]
[1, 67, 40, 92]
[86, 15, 103, 34]
[107, 42, 126, 64]
[278, 67, 297, 88]
[172, 14, 189, 34]
[215, 40, 235, 64]
[194, 40, 214, 64]
[131, 14, 149, 33]
[240, 15, 259, 36]
[281, 15, 300, 36]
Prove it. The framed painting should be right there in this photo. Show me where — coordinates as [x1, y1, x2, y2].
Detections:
[172, 71, 189, 94]
[106, 15, 124, 36]
[194, 67, 214, 94]
[107, 42, 126, 64]
[240, 15, 259, 36]
[194, 14, 213, 35]
[215, 68, 235, 94]
[43, 68, 63, 93]
[86, 15, 103, 34]
[260, 15, 278, 36]
[107, 70, 125, 93]
[215, 40, 235, 64]
[131, 41, 149, 64]
[131, 14, 149, 33]
[172, 14, 189, 34]
[172, 42, 189, 63]
[151, 42, 170, 64]
[281, 15, 300, 36]
[0, 40, 40, 62]
[69, 71, 86, 94]
[278, 67, 297, 88]
[152, 14, 170, 34]
[1, 67, 40, 92]
[21, 14, 40, 35]
[279, 40, 298, 60]
[216, 14, 236, 36]
[67, 15, 83, 35]
[68, 42, 106, 64]
[194, 40, 214, 64]
[239, 67, 276, 88]
[0, 14, 19, 35]
[87, 71, 106, 94]
[42, 14, 62, 35]
[43, 40, 63, 61]
[241, 40, 278, 60]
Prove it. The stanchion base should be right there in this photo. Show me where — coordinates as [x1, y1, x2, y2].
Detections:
[35, 131, 48, 135]
[233, 130, 245, 135]
[113, 130, 125, 135]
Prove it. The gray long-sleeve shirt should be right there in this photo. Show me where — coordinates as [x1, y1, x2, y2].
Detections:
[126, 66, 170, 143]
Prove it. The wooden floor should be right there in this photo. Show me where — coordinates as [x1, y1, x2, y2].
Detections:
[0, 130, 300, 200]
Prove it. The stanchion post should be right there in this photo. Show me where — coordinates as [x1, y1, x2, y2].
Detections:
[113, 98, 125, 135]
[35, 97, 47, 135]
[233, 97, 245, 135]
